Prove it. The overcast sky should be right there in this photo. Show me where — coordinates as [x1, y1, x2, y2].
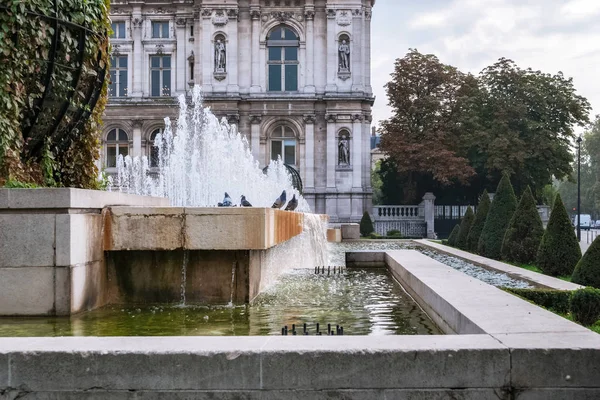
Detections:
[370, 0, 600, 129]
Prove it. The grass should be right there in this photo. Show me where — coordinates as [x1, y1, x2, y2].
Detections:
[517, 264, 572, 282]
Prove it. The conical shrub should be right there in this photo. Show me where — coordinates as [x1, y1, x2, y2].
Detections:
[456, 207, 475, 250]
[501, 187, 544, 264]
[447, 224, 460, 247]
[360, 211, 374, 237]
[572, 235, 600, 288]
[467, 190, 491, 252]
[536, 194, 581, 277]
[478, 174, 518, 259]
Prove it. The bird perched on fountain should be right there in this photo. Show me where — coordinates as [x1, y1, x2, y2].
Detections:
[284, 194, 298, 211]
[271, 190, 286, 209]
[218, 192, 233, 207]
[240, 195, 252, 207]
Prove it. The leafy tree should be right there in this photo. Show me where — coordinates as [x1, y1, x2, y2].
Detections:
[467, 190, 491, 252]
[478, 174, 518, 259]
[447, 224, 460, 247]
[501, 187, 544, 264]
[360, 211, 375, 237]
[371, 160, 383, 205]
[536, 194, 582, 276]
[456, 206, 475, 250]
[572, 235, 600, 289]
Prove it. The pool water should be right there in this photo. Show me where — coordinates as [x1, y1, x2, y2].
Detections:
[0, 268, 440, 336]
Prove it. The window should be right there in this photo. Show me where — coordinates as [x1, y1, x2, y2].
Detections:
[109, 56, 128, 97]
[110, 21, 126, 39]
[267, 26, 299, 92]
[105, 129, 129, 168]
[271, 126, 296, 165]
[151, 21, 169, 38]
[149, 129, 162, 168]
[150, 55, 171, 96]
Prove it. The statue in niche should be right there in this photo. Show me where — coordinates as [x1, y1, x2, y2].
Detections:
[338, 39, 350, 71]
[214, 39, 226, 72]
[338, 135, 350, 165]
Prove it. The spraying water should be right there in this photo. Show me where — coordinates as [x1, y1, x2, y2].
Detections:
[116, 85, 308, 210]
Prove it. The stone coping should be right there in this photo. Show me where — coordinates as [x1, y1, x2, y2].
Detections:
[414, 240, 583, 291]
[0, 188, 168, 209]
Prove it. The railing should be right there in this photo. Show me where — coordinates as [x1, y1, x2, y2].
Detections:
[372, 205, 424, 221]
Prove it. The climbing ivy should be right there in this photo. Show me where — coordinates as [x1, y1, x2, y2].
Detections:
[0, 0, 110, 188]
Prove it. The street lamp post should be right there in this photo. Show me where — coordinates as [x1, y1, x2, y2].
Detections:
[577, 135, 582, 242]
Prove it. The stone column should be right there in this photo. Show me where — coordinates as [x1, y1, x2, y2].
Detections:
[132, 120, 142, 158]
[201, 8, 213, 93]
[364, 8, 372, 94]
[326, 114, 337, 188]
[131, 12, 143, 97]
[351, 9, 363, 92]
[227, 9, 239, 94]
[423, 192, 436, 239]
[250, 7, 261, 93]
[352, 114, 363, 189]
[304, 6, 316, 93]
[175, 17, 187, 95]
[250, 115, 262, 165]
[325, 8, 337, 93]
[303, 115, 316, 189]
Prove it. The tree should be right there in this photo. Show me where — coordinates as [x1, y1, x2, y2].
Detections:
[501, 187, 544, 264]
[456, 206, 475, 250]
[478, 174, 518, 259]
[536, 194, 582, 276]
[360, 211, 375, 237]
[379, 49, 476, 204]
[467, 190, 491, 252]
[447, 224, 460, 247]
[572, 235, 600, 289]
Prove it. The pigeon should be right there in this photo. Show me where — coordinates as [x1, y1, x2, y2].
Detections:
[271, 190, 287, 209]
[284, 194, 298, 211]
[240, 195, 252, 207]
[218, 192, 233, 207]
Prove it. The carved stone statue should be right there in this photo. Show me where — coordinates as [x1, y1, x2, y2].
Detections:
[338, 136, 350, 165]
[214, 39, 226, 72]
[338, 40, 350, 71]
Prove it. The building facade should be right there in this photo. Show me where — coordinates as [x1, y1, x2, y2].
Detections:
[104, 0, 375, 222]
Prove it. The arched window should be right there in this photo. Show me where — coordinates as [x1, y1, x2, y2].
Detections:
[271, 126, 296, 165]
[149, 128, 162, 168]
[106, 128, 129, 168]
[267, 26, 299, 92]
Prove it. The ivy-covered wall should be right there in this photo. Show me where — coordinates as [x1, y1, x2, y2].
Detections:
[0, 0, 110, 188]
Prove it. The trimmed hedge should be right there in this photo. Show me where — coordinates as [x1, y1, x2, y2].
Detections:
[572, 235, 600, 289]
[505, 288, 571, 314]
[571, 288, 600, 326]
[447, 224, 460, 247]
[456, 206, 474, 250]
[478, 174, 517, 259]
[536, 194, 581, 277]
[360, 211, 374, 237]
[467, 189, 491, 252]
[501, 186, 544, 264]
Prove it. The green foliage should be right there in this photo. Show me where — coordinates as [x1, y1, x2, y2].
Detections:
[368, 233, 383, 239]
[371, 160, 383, 205]
[536, 194, 582, 276]
[456, 206, 474, 250]
[386, 230, 403, 239]
[360, 211, 375, 237]
[447, 224, 460, 247]
[2, 180, 39, 188]
[541, 184, 558, 210]
[478, 174, 518, 259]
[505, 288, 572, 314]
[570, 288, 600, 326]
[572, 235, 600, 289]
[467, 190, 491, 252]
[0, 0, 110, 188]
[501, 187, 544, 264]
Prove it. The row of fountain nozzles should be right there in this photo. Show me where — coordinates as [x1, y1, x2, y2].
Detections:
[314, 265, 345, 275]
[281, 323, 344, 336]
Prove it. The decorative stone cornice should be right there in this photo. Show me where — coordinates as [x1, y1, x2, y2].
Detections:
[155, 44, 165, 55]
[132, 120, 143, 129]
[250, 115, 263, 124]
[250, 7, 261, 20]
[227, 9, 239, 20]
[227, 114, 240, 125]
[148, 8, 174, 14]
[352, 114, 364, 122]
[110, 8, 130, 15]
[304, 7, 315, 21]
[337, 10, 352, 26]
[131, 17, 143, 29]
[175, 18, 186, 27]
[364, 114, 373, 123]
[303, 114, 316, 124]
[270, 11, 295, 22]
[326, 8, 336, 19]
[352, 9, 363, 17]
[325, 114, 337, 123]
[201, 8, 212, 18]
[365, 8, 372, 20]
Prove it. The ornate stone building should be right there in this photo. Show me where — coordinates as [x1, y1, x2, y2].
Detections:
[104, 0, 375, 222]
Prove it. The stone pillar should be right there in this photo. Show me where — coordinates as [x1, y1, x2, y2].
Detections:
[175, 17, 187, 95]
[250, 7, 261, 93]
[132, 120, 142, 158]
[326, 114, 337, 188]
[364, 8, 372, 94]
[250, 115, 262, 166]
[423, 192, 436, 239]
[201, 9, 213, 93]
[304, 6, 316, 93]
[325, 8, 337, 93]
[227, 9, 239, 94]
[131, 11, 143, 97]
[352, 114, 363, 189]
[303, 115, 316, 189]
[351, 9, 363, 92]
